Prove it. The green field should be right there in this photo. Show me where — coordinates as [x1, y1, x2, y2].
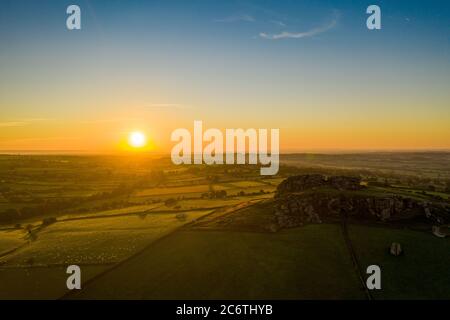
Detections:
[69, 225, 365, 300]
[2, 210, 214, 267]
[0, 265, 109, 300]
[348, 225, 450, 299]
[0, 229, 26, 256]
[0, 154, 449, 299]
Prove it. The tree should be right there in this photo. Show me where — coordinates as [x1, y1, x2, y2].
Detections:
[216, 190, 227, 199]
[42, 217, 57, 226]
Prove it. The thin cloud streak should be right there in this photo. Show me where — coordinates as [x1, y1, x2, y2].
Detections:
[270, 20, 286, 27]
[260, 10, 339, 40]
[81, 117, 140, 124]
[0, 122, 27, 127]
[146, 104, 188, 109]
[0, 118, 51, 127]
[214, 13, 255, 23]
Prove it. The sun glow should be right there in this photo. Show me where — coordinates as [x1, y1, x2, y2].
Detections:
[128, 131, 147, 148]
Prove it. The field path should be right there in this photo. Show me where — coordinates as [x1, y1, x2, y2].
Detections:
[339, 209, 373, 300]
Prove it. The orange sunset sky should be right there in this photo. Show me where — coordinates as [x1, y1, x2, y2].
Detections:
[1, 1, 449, 153]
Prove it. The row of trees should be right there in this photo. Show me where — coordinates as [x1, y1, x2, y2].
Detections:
[0, 197, 81, 224]
[201, 190, 227, 199]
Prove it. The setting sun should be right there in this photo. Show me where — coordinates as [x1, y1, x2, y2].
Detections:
[128, 131, 147, 148]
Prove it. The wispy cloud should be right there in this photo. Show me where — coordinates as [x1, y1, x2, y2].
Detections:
[270, 20, 286, 27]
[0, 121, 27, 128]
[146, 103, 188, 109]
[0, 118, 51, 127]
[214, 13, 255, 23]
[21, 118, 52, 121]
[3, 137, 80, 142]
[260, 10, 339, 40]
[81, 117, 140, 124]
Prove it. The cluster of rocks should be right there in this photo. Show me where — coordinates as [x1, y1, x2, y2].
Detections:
[273, 175, 448, 229]
[275, 174, 363, 198]
[275, 195, 322, 228]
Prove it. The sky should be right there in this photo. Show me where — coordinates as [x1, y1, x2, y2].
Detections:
[0, 0, 449, 153]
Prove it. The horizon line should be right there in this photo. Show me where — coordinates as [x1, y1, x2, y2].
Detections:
[1, 149, 450, 156]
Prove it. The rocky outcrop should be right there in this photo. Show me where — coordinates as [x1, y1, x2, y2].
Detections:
[275, 174, 363, 197]
[273, 175, 449, 229]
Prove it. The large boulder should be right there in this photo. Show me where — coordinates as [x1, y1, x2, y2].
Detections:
[389, 242, 403, 256]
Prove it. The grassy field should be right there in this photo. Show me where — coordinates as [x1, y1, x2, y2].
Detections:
[69, 225, 365, 300]
[2, 210, 214, 266]
[0, 209, 217, 299]
[0, 229, 27, 255]
[134, 185, 230, 197]
[348, 225, 450, 299]
[0, 154, 449, 299]
[0, 265, 109, 300]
